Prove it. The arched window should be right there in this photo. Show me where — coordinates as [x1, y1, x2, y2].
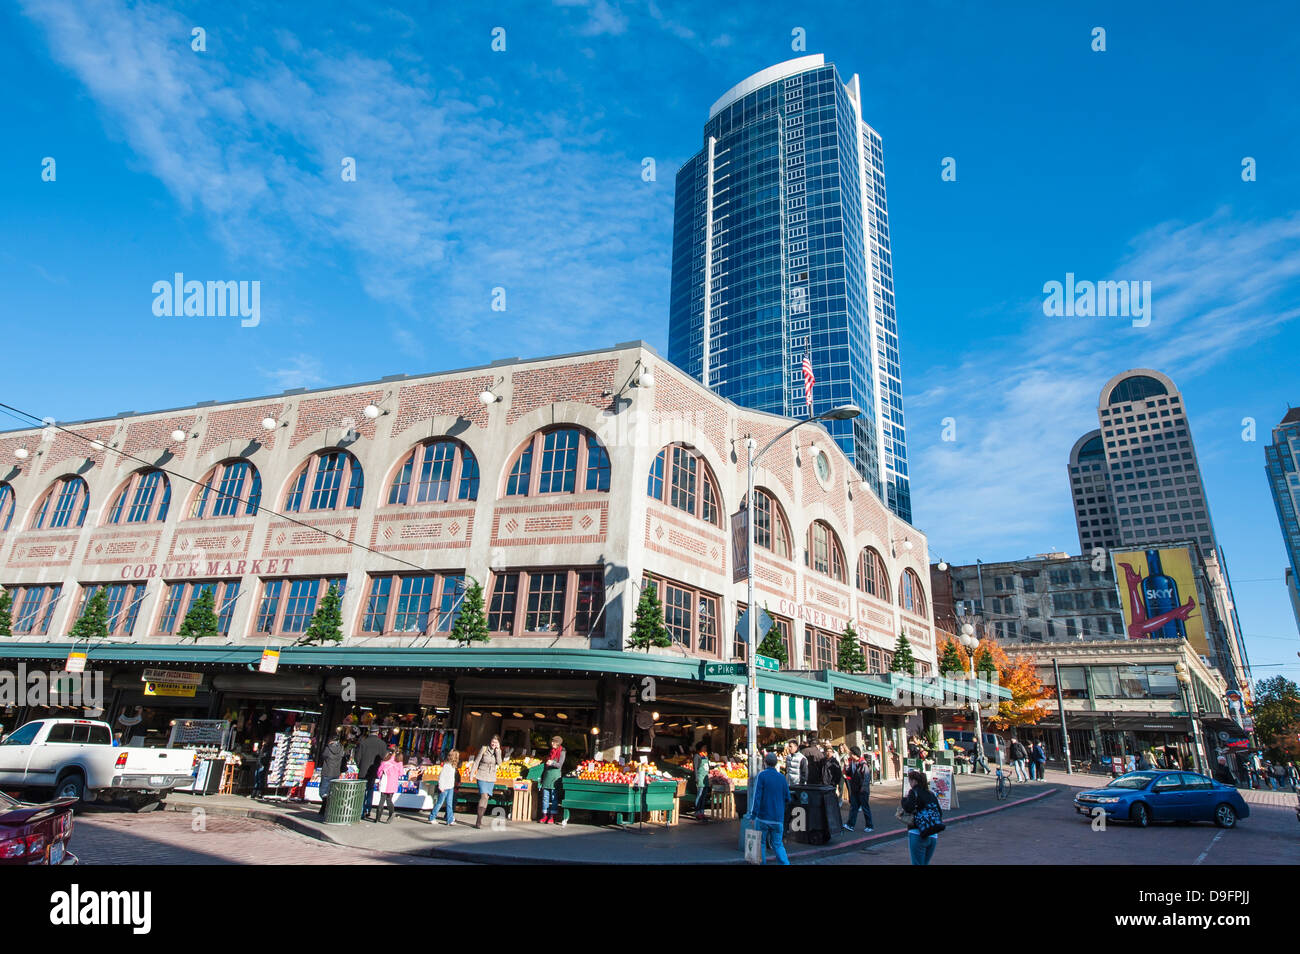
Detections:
[856, 547, 889, 600]
[647, 444, 721, 526]
[107, 469, 171, 524]
[388, 440, 479, 504]
[31, 476, 90, 530]
[900, 568, 928, 618]
[805, 520, 846, 583]
[743, 488, 790, 557]
[504, 427, 610, 497]
[284, 450, 364, 512]
[190, 460, 262, 519]
[0, 482, 14, 531]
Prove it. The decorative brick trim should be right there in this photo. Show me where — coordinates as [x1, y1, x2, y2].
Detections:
[263, 515, 358, 557]
[370, 507, 475, 552]
[491, 500, 608, 546]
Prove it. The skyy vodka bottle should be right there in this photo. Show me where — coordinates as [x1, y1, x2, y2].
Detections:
[1141, 550, 1186, 639]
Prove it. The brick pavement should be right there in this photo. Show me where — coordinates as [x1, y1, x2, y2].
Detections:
[71, 809, 460, 865]
[148, 770, 1055, 864]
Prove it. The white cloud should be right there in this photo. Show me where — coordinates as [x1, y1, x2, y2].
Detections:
[18, 0, 673, 358]
[907, 210, 1300, 558]
[259, 354, 325, 391]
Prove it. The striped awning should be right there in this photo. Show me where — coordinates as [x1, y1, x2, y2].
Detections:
[731, 686, 818, 730]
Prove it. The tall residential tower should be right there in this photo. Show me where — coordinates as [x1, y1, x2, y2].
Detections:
[667, 55, 913, 521]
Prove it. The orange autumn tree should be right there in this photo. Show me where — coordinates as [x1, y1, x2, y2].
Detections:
[945, 636, 1051, 729]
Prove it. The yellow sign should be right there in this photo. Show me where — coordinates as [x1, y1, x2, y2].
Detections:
[64, 652, 87, 674]
[144, 681, 198, 698]
[259, 649, 280, 674]
[1110, 546, 1209, 656]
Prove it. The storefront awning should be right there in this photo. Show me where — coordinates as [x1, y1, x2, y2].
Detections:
[729, 687, 818, 730]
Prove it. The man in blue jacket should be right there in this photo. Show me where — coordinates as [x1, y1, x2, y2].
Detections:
[747, 751, 791, 865]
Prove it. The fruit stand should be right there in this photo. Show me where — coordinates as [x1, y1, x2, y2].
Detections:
[708, 761, 748, 819]
[560, 761, 680, 826]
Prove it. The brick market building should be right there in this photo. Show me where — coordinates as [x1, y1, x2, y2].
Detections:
[0, 341, 987, 792]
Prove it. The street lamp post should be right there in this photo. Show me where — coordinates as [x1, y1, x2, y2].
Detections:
[744, 403, 861, 782]
[959, 624, 984, 772]
[1174, 662, 1205, 774]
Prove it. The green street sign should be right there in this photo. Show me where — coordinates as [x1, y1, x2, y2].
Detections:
[705, 663, 747, 677]
[754, 654, 779, 672]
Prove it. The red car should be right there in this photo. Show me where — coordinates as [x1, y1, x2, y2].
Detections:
[0, 790, 78, 865]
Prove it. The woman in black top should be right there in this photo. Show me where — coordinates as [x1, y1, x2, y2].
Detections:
[901, 770, 942, 865]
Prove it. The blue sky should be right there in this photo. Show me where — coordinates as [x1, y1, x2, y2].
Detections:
[2, 1, 1298, 679]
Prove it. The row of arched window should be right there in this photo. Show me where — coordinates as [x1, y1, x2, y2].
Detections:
[0, 426, 929, 618]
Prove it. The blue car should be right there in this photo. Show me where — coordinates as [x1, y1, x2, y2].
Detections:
[1073, 770, 1250, 828]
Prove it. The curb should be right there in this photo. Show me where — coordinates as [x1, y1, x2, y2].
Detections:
[163, 786, 1061, 865]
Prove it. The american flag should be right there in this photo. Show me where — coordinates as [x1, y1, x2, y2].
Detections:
[801, 353, 815, 409]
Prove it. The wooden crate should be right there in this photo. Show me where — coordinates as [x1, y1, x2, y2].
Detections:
[710, 790, 737, 820]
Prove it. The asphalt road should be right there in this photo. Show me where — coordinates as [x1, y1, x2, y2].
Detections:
[812, 783, 1300, 865]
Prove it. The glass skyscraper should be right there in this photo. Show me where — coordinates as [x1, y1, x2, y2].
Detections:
[1264, 407, 1300, 632]
[667, 55, 912, 522]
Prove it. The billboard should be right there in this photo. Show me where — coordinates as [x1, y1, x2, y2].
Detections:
[1111, 546, 1210, 656]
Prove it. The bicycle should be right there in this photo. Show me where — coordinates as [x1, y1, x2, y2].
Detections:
[994, 767, 1011, 800]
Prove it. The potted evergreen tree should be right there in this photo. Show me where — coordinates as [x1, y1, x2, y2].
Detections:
[68, 589, 109, 642]
[447, 579, 490, 647]
[627, 585, 670, 652]
[836, 623, 866, 673]
[297, 584, 344, 647]
[177, 589, 220, 642]
[889, 632, 916, 676]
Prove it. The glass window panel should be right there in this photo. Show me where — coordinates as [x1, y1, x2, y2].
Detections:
[363, 576, 391, 632]
[507, 443, 533, 496]
[416, 442, 456, 503]
[394, 575, 437, 632]
[458, 447, 480, 500]
[574, 570, 605, 636]
[539, 430, 579, 494]
[585, 436, 610, 492]
[488, 573, 519, 633]
[525, 572, 566, 632]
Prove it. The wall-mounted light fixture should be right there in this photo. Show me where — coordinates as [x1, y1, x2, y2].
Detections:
[479, 376, 506, 406]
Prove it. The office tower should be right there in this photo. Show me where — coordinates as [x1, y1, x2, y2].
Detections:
[1069, 430, 1121, 552]
[667, 54, 913, 521]
[1069, 369, 1217, 552]
[1065, 369, 1251, 690]
[1264, 407, 1300, 633]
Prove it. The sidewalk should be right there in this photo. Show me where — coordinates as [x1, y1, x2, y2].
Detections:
[163, 771, 1058, 864]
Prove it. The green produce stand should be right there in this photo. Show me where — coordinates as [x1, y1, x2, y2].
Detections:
[559, 779, 679, 826]
[322, 778, 366, 826]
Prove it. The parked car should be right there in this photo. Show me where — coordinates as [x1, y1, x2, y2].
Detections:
[1073, 770, 1250, 828]
[947, 731, 1008, 765]
[0, 790, 78, 865]
[0, 719, 197, 811]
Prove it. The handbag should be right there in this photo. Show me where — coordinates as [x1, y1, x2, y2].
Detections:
[894, 805, 914, 826]
[914, 801, 946, 838]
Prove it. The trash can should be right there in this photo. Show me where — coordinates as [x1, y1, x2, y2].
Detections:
[786, 783, 842, 844]
[322, 778, 367, 825]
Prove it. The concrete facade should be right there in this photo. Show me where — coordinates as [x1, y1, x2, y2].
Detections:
[931, 552, 1124, 644]
[0, 341, 936, 673]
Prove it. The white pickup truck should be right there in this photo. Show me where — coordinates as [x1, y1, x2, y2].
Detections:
[0, 718, 197, 810]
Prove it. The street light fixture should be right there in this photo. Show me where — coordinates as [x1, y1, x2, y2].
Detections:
[1174, 662, 1205, 773]
[959, 623, 985, 771]
[742, 403, 861, 782]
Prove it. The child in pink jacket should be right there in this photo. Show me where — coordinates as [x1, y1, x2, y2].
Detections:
[374, 748, 404, 823]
